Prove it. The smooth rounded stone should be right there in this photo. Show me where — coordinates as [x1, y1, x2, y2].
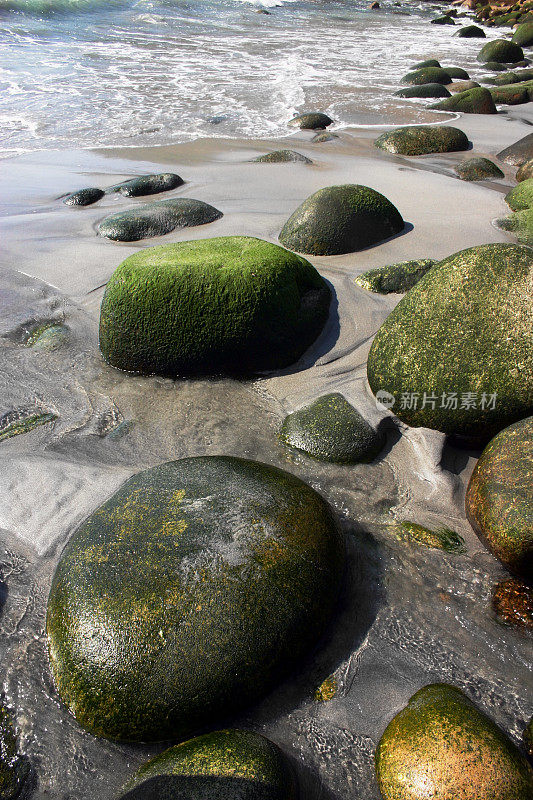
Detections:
[454, 157, 504, 181]
[278, 184, 404, 256]
[477, 38, 524, 63]
[0, 703, 31, 800]
[445, 66, 470, 79]
[400, 67, 453, 86]
[288, 112, 333, 130]
[280, 393, 384, 463]
[115, 173, 184, 197]
[46, 456, 345, 741]
[367, 243, 533, 442]
[505, 177, 533, 210]
[466, 416, 533, 579]
[411, 59, 441, 69]
[484, 60, 509, 70]
[355, 258, 436, 293]
[311, 132, 339, 142]
[497, 208, 533, 246]
[117, 730, 297, 800]
[429, 87, 497, 114]
[389, 521, 465, 552]
[252, 150, 312, 164]
[374, 125, 469, 156]
[431, 14, 455, 24]
[63, 187, 104, 206]
[447, 80, 481, 93]
[375, 684, 533, 800]
[394, 83, 451, 98]
[99, 236, 330, 376]
[492, 68, 533, 85]
[497, 132, 533, 165]
[26, 323, 70, 351]
[491, 82, 533, 105]
[492, 579, 533, 630]
[512, 21, 533, 47]
[97, 198, 222, 242]
[516, 158, 533, 181]
[456, 24, 486, 37]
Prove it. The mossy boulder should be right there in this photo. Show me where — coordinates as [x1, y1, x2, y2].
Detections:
[63, 187, 104, 206]
[376, 684, 533, 800]
[311, 132, 339, 142]
[445, 66, 470, 79]
[512, 21, 533, 46]
[477, 39, 524, 62]
[465, 416, 533, 579]
[280, 393, 384, 463]
[253, 150, 312, 163]
[456, 24, 486, 37]
[355, 258, 435, 293]
[492, 578, 533, 630]
[278, 184, 404, 256]
[46, 456, 345, 742]
[0, 703, 31, 800]
[394, 84, 451, 98]
[117, 730, 297, 800]
[431, 14, 455, 24]
[400, 67, 453, 85]
[429, 87, 497, 113]
[112, 173, 183, 197]
[411, 59, 441, 69]
[288, 112, 333, 130]
[485, 60, 508, 70]
[454, 157, 504, 181]
[497, 208, 533, 245]
[374, 125, 469, 155]
[99, 236, 330, 376]
[505, 177, 533, 209]
[367, 243, 533, 442]
[517, 158, 533, 180]
[447, 80, 481, 93]
[490, 82, 533, 105]
[491, 68, 533, 84]
[97, 198, 222, 242]
[497, 132, 533, 165]
[26, 323, 69, 351]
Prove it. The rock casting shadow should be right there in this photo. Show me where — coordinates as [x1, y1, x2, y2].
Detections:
[118, 774, 294, 799]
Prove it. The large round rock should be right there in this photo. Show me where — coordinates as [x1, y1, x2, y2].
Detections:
[375, 125, 469, 156]
[367, 243, 533, 442]
[46, 456, 345, 742]
[118, 730, 297, 800]
[278, 184, 404, 255]
[477, 39, 524, 63]
[99, 236, 331, 376]
[466, 416, 532, 580]
[376, 684, 533, 800]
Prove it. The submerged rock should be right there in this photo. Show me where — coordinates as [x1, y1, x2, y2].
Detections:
[454, 157, 504, 181]
[117, 730, 297, 800]
[477, 39, 524, 63]
[429, 87, 497, 114]
[252, 150, 312, 163]
[525, 719, 533, 759]
[411, 59, 441, 69]
[374, 125, 469, 155]
[466, 416, 533, 579]
[311, 132, 339, 142]
[113, 173, 183, 197]
[278, 184, 404, 255]
[280, 393, 384, 463]
[99, 236, 331, 376]
[0, 406, 57, 442]
[484, 61, 508, 71]
[376, 684, 533, 800]
[492, 579, 533, 630]
[394, 84, 451, 98]
[46, 456, 345, 741]
[431, 14, 455, 24]
[97, 198, 222, 241]
[456, 24, 486, 37]
[355, 258, 435, 293]
[367, 244, 533, 442]
[505, 177, 533, 210]
[497, 132, 533, 165]
[0, 703, 31, 800]
[26, 323, 69, 351]
[63, 187, 104, 206]
[389, 521, 465, 552]
[400, 67, 452, 85]
[516, 158, 533, 181]
[288, 112, 333, 130]
[445, 66, 470, 79]
[512, 21, 533, 47]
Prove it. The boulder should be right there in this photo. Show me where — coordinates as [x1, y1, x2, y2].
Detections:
[376, 684, 533, 800]
[374, 125, 469, 155]
[456, 24, 486, 37]
[280, 393, 384, 463]
[63, 187, 104, 206]
[311, 132, 339, 142]
[278, 184, 404, 256]
[355, 258, 435, 293]
[516, 158, 533, 181]
[400, 67, 453, 85]
[99, 236, 331, 376]
[492, 579, 533, 630]
[97, 198, 222, 241]
[505, 177, 533, 210]
[512, 22, 533, 47]
[491, 82, 533, 104]
[447, 80, 481, 93]
[431, 15, 455, 24]
[112, 173, 183, 197]
[454, 157, 504, 181]
[46, 456, 345, 741]
[117, 730, 297, 800]
[466, 416, 533, 579]
[394, 84, 451, 98]
[429, 87, 497, 113]
[411, 59, 441, 69]
[366, 243, 533, 442]
[497, 132, 533, 165]
[496, 208, 533, 246]
[484, 61, 508, 70]
[253, 150, 312, 163]
[444, 66, 470, 79]
[477, 39, 524, 63]
[288, 112, 333, 130]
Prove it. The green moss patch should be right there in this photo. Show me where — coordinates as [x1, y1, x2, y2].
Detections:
[454, 158, 504, 181]
[430, 87, 497, 114]
[390, 521, 466, 552]
[400, 67, 452, 86]
[355, 259, 435, 293]
[477, 39, 524, 63]
[505, 177, 533, 210]
[0, 407, 57, 442]
[374, 125, 469, 155]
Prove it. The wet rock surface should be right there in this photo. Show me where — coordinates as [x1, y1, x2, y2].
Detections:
[97, 198, 222, 241]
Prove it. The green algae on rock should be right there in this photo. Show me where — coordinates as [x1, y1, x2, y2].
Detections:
[311, 132, 339, 143]
[0, 407, 57, 443]
[445, 66, 470, 79]
[63, 187, 104, 206]
[0, 703, 31, 800]
[465, 416, 533, 580]
[314, 676, 338, 703]
[117, 730, 297, 800]
[367, 244, 533, 442]
[376, 684, 533, 800]
[288, 112, 333, 130]
[492, 578, 533, 631]
[454, 157, 504, 181]
[496, 208, 533, 246]
[456, 24, 486, 37]
[497, 132, 533, 165]
[394, 84, 451, 99]
[431, 14, 455, 24]
[355, 259, 435, 294]
[278, 184, 404, 256]
[447, 80, 481, 94]
[389, 521, 466, 552]
[99, 236, 330, 376]
[374, 125, 469, 156]
[400, 67, 452, 86]
[490, 82, 533, 105]
[477, 39, 524, 63]
[46, 456, 345, 741]
[112, 173, 184, 197]
[253, 150, 312, 163]
[280, 393, 384, 463]
[26, 323, 69, 351]
[512, 21, 533, 47]
[517, 158, 533, 181]
[505, 177, 533, 210]
[429, 87, 497, 114]
[97, 198, 222, 242]
[411, 59, 441, 69]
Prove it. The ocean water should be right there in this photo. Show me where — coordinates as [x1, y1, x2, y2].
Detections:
[0, 0, 503, 157]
